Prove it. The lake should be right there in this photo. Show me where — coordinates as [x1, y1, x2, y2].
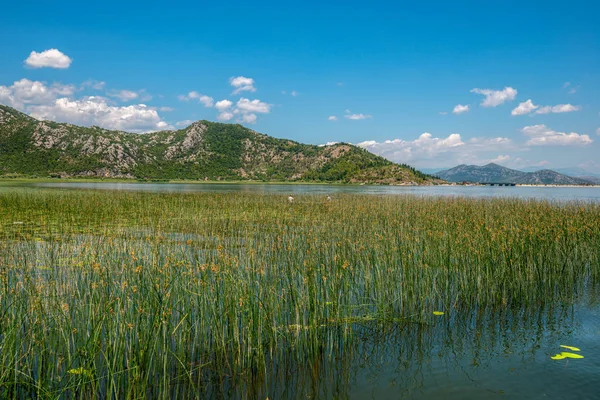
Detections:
[1, 182, 599, 398]
[5, 181, 600, 201]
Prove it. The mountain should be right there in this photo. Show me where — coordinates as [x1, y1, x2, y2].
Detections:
[520, 166, 600, 184]
[437, 163, 594, 185]
[0, 105, 439, 185]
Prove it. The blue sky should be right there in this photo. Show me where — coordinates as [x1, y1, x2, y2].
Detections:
[1, 0, 599, 172]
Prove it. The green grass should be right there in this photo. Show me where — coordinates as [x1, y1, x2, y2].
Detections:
[0, 188, 599, 398]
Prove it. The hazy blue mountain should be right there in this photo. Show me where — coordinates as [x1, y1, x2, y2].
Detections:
[437, 163, 594, 185]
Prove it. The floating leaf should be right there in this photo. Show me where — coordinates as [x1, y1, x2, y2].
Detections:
[551, 354, 566, 360]
[433, 311, 444, 316]
[561, 352, 584, 359]
[560, 345, 581, 352]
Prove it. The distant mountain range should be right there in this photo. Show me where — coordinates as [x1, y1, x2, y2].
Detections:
[0, 105, 439, 185]
[436, 163, 595, 185]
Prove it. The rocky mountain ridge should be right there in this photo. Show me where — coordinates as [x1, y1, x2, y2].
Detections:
[0, 105, 438, 185]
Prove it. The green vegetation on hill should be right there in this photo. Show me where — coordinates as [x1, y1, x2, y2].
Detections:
[0, 105, 439, 184]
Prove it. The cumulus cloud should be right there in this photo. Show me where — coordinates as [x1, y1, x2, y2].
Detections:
[108, 89, 139, 102]
[178, 91, 214, 107]
[217, 111, 234, 121]
[0, 79, 57, 108]
[242, 113, 257, 124]
[230, 76, 256, 95]
[0, 78, 171, 133]
[512, 100, 580, 116]
[215, 99, 233, 111]
[452, 104, 469, 114]
[356, 132, 514, 168]
[236, 98, 271, 114]
[535, 104, 580, 114]
[344, 110, 372, 120]
[328, 116, 338, 121]
[512, 99, 538, 116]
[471, 87, 517, 107]
[28, 96, 171, 133]
[318, 141, 340, 147]
[522, 125, 593, 146]
[490, 154, 511, 164]
[25, 49, 72, 69]
[81, 80, 106, 90]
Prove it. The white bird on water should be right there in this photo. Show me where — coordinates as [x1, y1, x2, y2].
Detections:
[288, 194, 294, 203]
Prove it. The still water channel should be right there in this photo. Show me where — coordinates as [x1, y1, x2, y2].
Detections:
[8, 181, 600, 202]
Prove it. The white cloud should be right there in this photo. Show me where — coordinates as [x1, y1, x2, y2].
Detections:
[81, 80, 106, 90]
[535, 104, 580, 114]
[25, 49, 72, 69]
[328, 116, 338, 121]
[28, 96, 171, 133]
[215, 99, 233, 111]
[0, 78, 171, 133]
[452, 104, 469, 114]
[471, 87, 517, 107]
[596, 128, 600, 136]
[512, 101, 580, 116]
[0, 79, 56, 108]
[356, 132, 514, 168]
[49, 83, 76, 96]
[198, 95, 213, 108]
[522, 125, 593, 146]
[291, 90, 298, 97]
[242, 113, 257, 124]
[217, 112, 234, 121]
[357, 133, 464, 161]
[230, 76, 256, 95]
[512, 99, 538, 116]
[318, 141, 340, 147]
[178, 91, 213, 107]
[176, 119, 193, 127]
[344, 110, 372, 120]
[108, 89, 139, 102]
[563, 82, 571, 88]
[439, 111, 448, 115]
[490, 154, 511, 164]
[158, 106, 174, 112]
[337, 82, 344, 87]
[236, 98, 271, 114]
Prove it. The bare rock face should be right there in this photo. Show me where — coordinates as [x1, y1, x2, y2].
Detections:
[32, 122, 70, 149]
[0, 108, 15, 125]
[165, 122, 207, 160]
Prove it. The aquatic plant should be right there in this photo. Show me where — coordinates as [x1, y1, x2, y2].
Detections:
[0, 188, 598, 397]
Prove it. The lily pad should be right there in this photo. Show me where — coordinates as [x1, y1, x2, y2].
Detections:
[433, 311, 444, 316]
[560, 345, 581, 352]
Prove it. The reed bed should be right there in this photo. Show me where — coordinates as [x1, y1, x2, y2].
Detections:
[0, 189, 599, 398]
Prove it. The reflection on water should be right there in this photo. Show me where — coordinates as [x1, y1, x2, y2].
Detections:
[231, 298, 599, 399]
[5, 181, 600, 201]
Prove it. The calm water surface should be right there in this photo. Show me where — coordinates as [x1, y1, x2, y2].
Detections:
[7, 181, 600, 201]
